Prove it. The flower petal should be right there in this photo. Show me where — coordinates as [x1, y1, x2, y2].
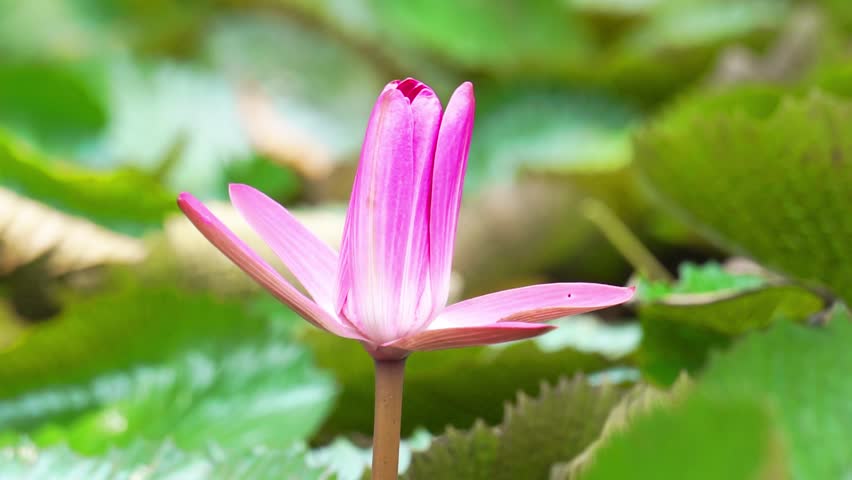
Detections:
[430, 82, 475, 311]
[336, 83, 440, 344]
[428, 283, 635, 329]
[389, 322, 555, 351]
[177, 192, 362, 340]
[229, 183, 337, 311]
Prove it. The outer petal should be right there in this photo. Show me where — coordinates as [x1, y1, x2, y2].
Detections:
[428, 283, 635, 329]
[229, 183, 337, 311]
[389, 322, 555, 351]
[336, 83, 440, 344]
[429, 82, 475, 311]
[177, 193, 362, 340]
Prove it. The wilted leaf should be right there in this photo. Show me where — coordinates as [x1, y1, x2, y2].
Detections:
[0, 188, 146, 276]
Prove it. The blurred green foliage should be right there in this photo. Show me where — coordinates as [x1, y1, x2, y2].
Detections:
[0, 0, 850, 477]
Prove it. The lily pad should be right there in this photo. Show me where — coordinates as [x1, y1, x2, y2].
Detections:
[0, 439, 322, 480]
[699, 308, 852, 479]
[0, 130, 175, 234]
[405, 376, 625, 480]
[634, 89, 852, 304]
[576, 395, 783, 480]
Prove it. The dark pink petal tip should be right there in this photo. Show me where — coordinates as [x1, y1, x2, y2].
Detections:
[176, 191, 363, 341]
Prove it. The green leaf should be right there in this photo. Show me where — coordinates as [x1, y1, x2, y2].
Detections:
[493, 378, 624, 480]
[553, 376, 693, 480]
[219, 154, 302, 203]
[0, 282, 337, 455]
[634, 89, 852, 304]
[0, 63, 107, 152]
[635, 261, 765, 303]
[0, 438, 323, 479]
[370, 0, 592, 75]
[405, 376, 625, 480]
[577, 395, 784, 480]
[638, 316, 732, 386]
[0, 275, 266, 403]
[635, 262, 824, 384]
[699, 308, 852, 479]
[303, 329, 615, 439]
[16, 336, 335, 455]
[0, 130, 175, 234]
[639, 284, 824, 335]
[406, 421, 498, 480]
[468, 89, 637, 191]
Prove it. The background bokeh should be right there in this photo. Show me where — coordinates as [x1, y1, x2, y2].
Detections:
[0, 1, 850, 478]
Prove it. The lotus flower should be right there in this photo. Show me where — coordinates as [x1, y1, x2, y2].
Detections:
[177, 78, 633, 358]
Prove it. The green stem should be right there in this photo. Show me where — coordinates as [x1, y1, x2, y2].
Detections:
[582, 198, 674, 282]
[372, 358, 406, 480]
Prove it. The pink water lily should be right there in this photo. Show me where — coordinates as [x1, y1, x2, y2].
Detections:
[177, 78, 633, 359]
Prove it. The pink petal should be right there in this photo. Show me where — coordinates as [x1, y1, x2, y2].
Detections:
[389, 322, 555, 351]
[177, 193, 362, 340]
[430, 82, 475, 311]
[336, 82, 440, 344]
[229, 184, 337, 312]
[428, 283, 635, 329]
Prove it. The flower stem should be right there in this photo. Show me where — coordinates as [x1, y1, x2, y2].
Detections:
[372, 358, 406, 480]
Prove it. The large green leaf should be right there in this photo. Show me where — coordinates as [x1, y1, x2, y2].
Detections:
[638, 316, 732, 386]
[596, 309, 851, 479]
[0, 439, 322, 479]
[699, 308, 852, 479]
[405, 376, 625, 480]
[0, 63, 107, 152]
[635, 261, 825, 384]
[554, 376, 693, 479]
[370, 0, 592, 76]
[8, 335, 334, 455]
[639, 284, 824, 335]
[0, 275, 265, 402]
[468, 89, 637, 191]
[0, 277, 336, 456]
[367, 0, 787, 99]
[635, 261, 765, 303]
[0, 130, 175, 233]
[576, 395, 783, 480]
[493, 378, 624, 480]
[634, 89, 852, 304]
[405, 422, 498, 480]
